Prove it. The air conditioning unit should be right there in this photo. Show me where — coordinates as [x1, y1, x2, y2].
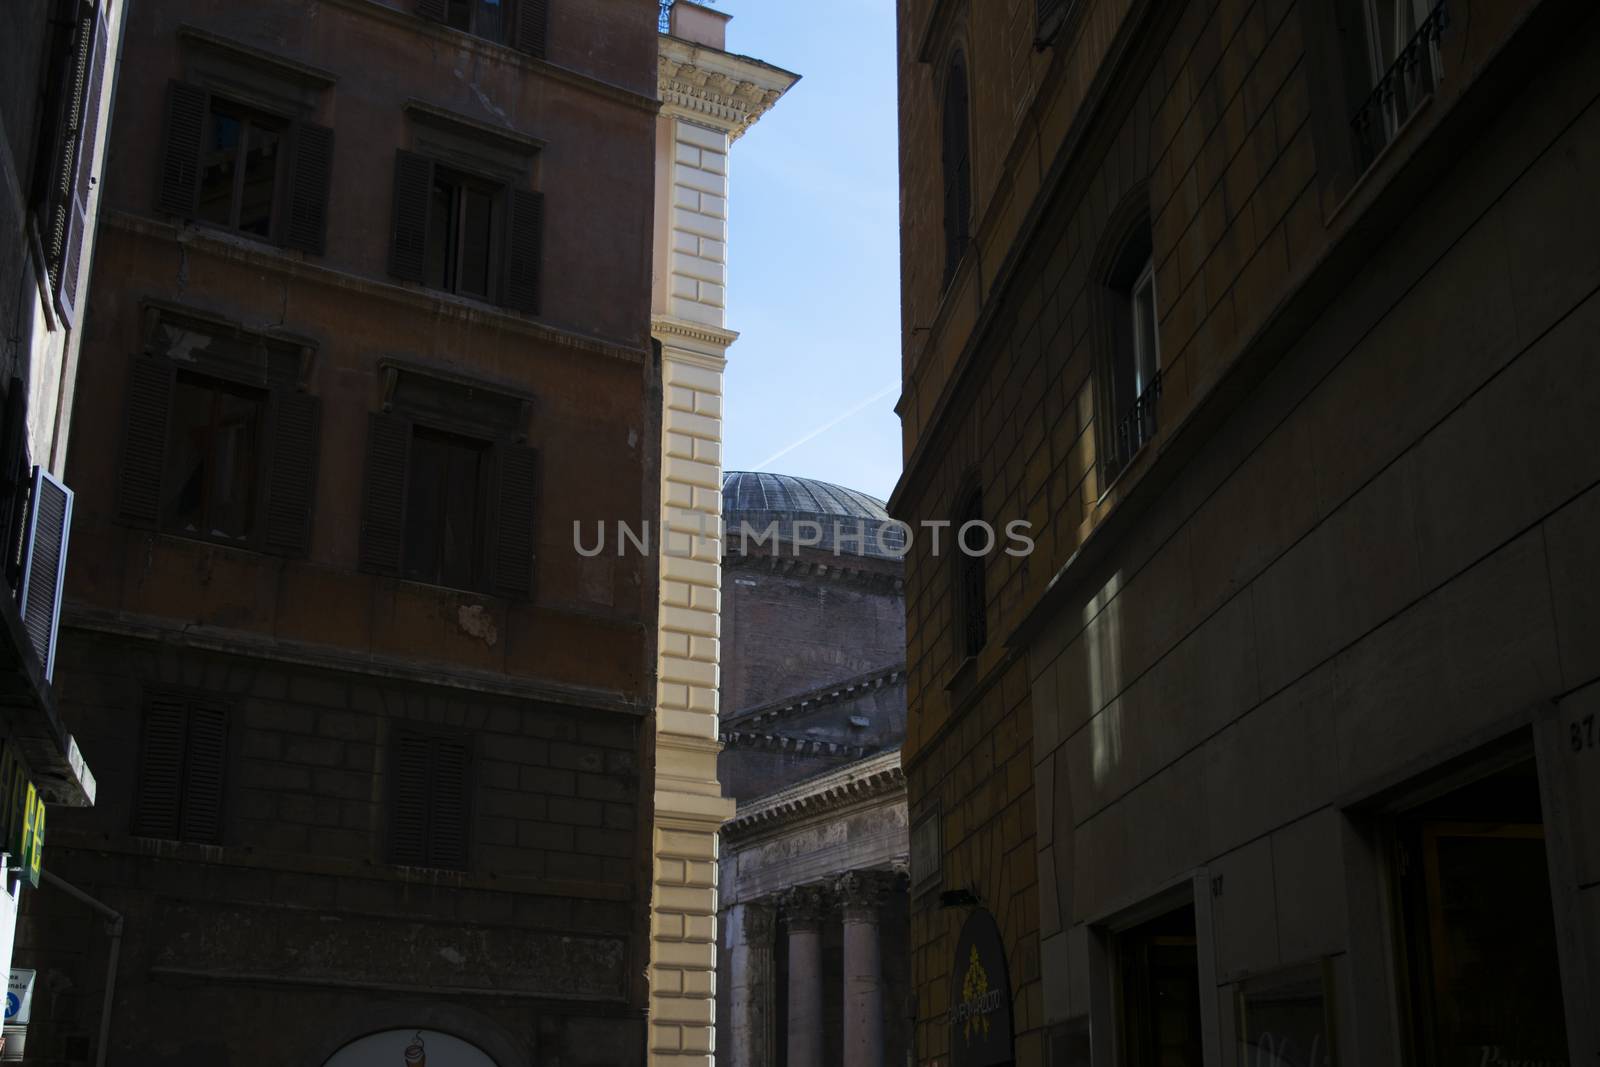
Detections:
[17, 468, 73, 684]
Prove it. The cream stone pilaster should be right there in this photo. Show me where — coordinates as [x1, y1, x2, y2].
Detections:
[647, 18, 797, 1067]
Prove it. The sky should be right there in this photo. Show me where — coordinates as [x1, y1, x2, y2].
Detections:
[710, 0, 904, 503]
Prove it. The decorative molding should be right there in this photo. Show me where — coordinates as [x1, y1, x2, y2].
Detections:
[657, 39, 798, 141]
[779, 885, 828, 929]
[719, 733, 871, 760]
[177, 24, 339, 87]
[105, 211, 652, 365]
[403, 98, 547, 155]
[723, 665, 906, 732]
[741, 902, 778, 943]
[724, 750, 905, 838]
[834, 869, 902, 921]
[652, 316, 739, 350]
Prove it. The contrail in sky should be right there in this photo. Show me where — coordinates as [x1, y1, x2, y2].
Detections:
[751, 382, 899, 472]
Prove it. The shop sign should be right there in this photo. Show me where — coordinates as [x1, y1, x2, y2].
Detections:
[949, 908, 1013, 1067]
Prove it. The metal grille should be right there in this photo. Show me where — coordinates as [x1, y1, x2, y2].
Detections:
[1350, 0, 1448, 171]
[1113, 368, 1162, 475]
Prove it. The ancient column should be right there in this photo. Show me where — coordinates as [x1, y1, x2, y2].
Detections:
[837, 871, 892, 1067]
[729, 901, 777, 1067]
[782, 885, 827, 1067]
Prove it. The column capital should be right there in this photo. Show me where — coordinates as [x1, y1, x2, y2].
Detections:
[780, 885, 829, 931]
[834, 869, 899, 923]
[742, 901, 778, 943]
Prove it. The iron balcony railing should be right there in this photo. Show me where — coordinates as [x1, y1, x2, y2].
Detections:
[1111, 368, 1162, 479]
[1350, 0, 1449, 171]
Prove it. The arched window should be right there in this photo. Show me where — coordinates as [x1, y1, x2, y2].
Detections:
[1097, 214, 1158, 484]
[940, 51, 972, 291]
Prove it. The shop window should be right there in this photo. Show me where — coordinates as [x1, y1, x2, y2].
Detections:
[389, 730, 471, 870]
[1114, 904, 1204, 1066]
[1390, 758, 1570, 1067]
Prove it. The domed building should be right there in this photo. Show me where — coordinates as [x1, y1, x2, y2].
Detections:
[715, 472, 911, 1067]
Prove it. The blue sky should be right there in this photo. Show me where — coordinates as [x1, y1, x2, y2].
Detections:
[711, 0, 904, 503]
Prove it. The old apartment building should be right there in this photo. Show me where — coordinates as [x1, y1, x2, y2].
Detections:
[0, 0, 122, 1024]
[894, 0, 1600, 1065]
[20, 0, 663, 1063]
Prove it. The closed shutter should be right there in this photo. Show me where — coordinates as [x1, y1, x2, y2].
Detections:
[514, 0, 549, 58]
[119, 354, 174, 527]
[133, 696, 188, 839]
[359, 412, 411, 575]
[180, 701, 228, 844]
[503, 189, 543, 315]
[49, 2, 107, 327]
[428, 739, 470, 869]
[491, 443, 537, 598]
[389, 150, 434, 283]
[416, 0, 448, 21]
[283, 121, 334, 255]
[158, 81, 207, 219]
[17, 469, 73, 684]
[263, 390, 321, 556]
[390, 734, 432, 865]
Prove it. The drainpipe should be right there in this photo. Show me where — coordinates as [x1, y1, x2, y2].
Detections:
[40, 870, 121, 1067]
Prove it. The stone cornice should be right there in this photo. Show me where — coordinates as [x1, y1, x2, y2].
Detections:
[718, 732, 871, 760]
[723, 750, 905, 838]
[106, 211, 651, 366]
[723, 664, 906, 733]
[657, 37, 799, 141]
[721, 551, 905, 593]
[653, 316, 740, 350]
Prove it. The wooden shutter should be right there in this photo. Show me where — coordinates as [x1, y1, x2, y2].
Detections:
[180, 701, 228, 844]
[416, 0, 448, 22]
[359, 412, 411, 575]
[389, 733, 431, 865]
[17, 469, 73, 683]
[514, 0, 550, 58]
[427, 738, 470, 869]
[119, 353, 173, 527]
[49, 2, 107, 327]
[158, 81, 207, 219]
[491, 443, 537, 598]
[133, 695, 188, 839]
[283, 121, 334, 255]
[503, 189, 543, 315]
[263, 390, 321, 556]
[389, 151, 434, 283]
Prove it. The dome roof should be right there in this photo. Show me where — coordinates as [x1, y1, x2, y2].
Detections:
[721, 471, 904, 561]
[722, 472, 889, 522]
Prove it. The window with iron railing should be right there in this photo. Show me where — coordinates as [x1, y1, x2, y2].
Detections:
[1098, 224, 1161, 486]
[1347, 0, 1449, 172]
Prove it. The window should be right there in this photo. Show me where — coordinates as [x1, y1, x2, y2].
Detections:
[955, 487, 987, 659]
[35, 0, 109, 327]
[1114, 904, 1204, 1066]
[1343, 0, 1446, 170]
[1098, 220, 1160, 485]
[1389, 758, 1570, 1067]
[426, 168, 501, 300]
[390, 731, 471, 870]
[358, 366, 538, 598]
[940, 51, 973, 291]
[166, 372, 264, 543]
[158, 83, 333, 254]
[196, 99, 286, 237]
[389, 150, 544, 315]
[404, 427, 489, 588]
[133, 690, 229, 844]
[118, 316, 322, 555]
[416, 0, 548, 57]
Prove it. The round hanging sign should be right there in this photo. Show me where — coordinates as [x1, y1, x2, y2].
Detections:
[949, 908, 1014, 1067]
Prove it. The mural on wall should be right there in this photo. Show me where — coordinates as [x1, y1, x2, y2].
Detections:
[323, 1030, 497, 1067]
